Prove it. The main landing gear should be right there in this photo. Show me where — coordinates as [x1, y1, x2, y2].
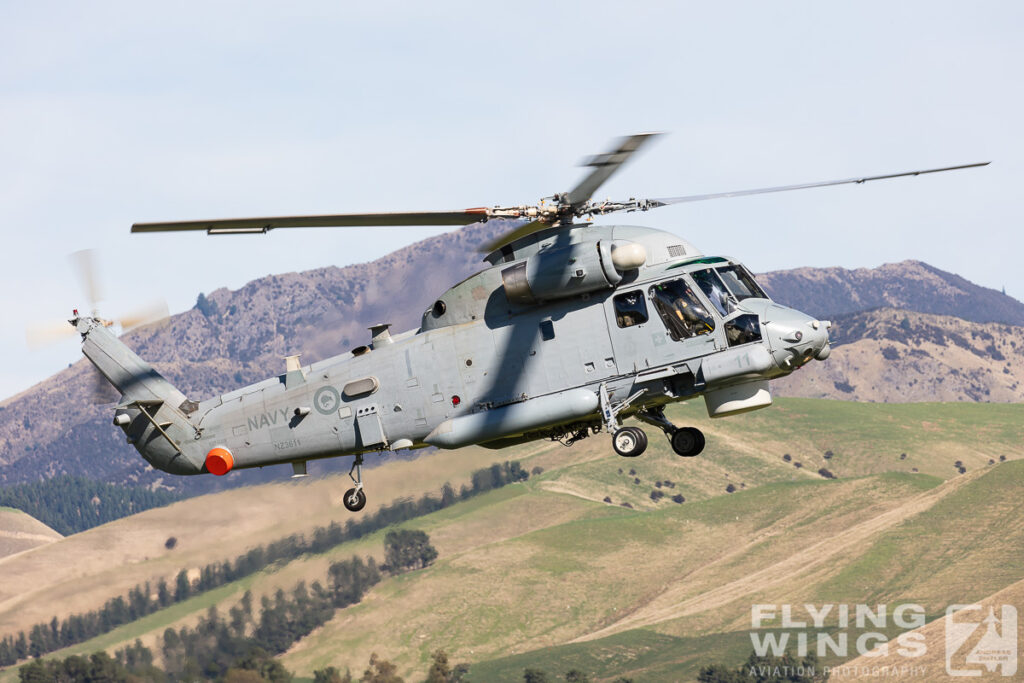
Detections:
[343, 453, 367, 512]
[598, 383, 705, 458]
[636, 405, 705, 457]
[600, 383, 649, 457]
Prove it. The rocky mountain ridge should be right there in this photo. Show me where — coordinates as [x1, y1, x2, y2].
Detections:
[2, 220, 1020, 488]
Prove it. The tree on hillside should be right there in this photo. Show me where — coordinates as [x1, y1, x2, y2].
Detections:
[314, 666, 353, 683]
[383, 529, 438, 573]
[523, 669, 550, 683]
[360, 652, 403, 683]
[174, 569, 191, 602]
[426, 650, 451, 683]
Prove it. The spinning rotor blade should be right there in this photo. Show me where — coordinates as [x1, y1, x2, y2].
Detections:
[644, 162, 991, 207]
[117, 300, 170, 332]
[564, 132, 662, 207]
[131, 209, 490, 234]
[70, 249, 102, 309]
[26, 321, 77, 349]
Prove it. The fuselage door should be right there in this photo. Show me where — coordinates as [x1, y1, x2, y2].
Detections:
[604, 288, 658, 372]
[645, 276, 723, 363]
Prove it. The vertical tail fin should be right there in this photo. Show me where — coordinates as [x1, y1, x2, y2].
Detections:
[75, 314, 204, 475]
[74, 315, 188, 409]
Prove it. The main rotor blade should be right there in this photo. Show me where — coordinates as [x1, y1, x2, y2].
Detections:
[131, 209, 490, 234]
[646, 162, 990, 207]
[478, 220, 547, 254]
[564, 133, 662, 208]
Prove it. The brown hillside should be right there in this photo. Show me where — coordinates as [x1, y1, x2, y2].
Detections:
[775, 309, 1024, 402]
[833, 579, 1024, 681]
[0, 508, 61, 560]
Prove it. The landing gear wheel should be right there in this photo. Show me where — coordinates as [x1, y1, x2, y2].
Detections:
[613, 426, 648, 457]
[671, 427, 705, 457]
[343, 487, 367, 512]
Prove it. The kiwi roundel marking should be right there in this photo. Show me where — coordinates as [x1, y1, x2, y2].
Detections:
[314, 386, 340, 414]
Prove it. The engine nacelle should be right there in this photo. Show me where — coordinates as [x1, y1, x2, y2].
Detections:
[501, 240, 644, 305]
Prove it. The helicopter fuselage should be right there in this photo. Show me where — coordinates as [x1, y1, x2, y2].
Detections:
[85, 223, 830, 488]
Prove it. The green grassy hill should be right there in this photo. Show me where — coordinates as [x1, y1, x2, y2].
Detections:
[1, 398, 1022, 682]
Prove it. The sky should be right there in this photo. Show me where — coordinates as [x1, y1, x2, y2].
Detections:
[1, 1, 1020, 399]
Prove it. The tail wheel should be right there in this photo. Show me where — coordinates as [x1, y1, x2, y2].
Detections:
[343, 487, 367, 512]
[613, 426, 648, 457]
[671, 427, 705, 457]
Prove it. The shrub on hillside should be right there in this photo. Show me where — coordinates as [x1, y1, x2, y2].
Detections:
[383, 529, 437, 574]
[833, 380, 855, 393]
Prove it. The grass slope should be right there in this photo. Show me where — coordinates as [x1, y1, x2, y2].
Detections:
[1, 399, 1021, 682]
[0, 507, 61, 560]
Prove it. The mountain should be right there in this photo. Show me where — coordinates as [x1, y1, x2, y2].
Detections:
[757, 259, 1024, 326]
[2, 220, 1021, 490]
[773, 308, 1024, 402]
[0, 399, 1020, 681]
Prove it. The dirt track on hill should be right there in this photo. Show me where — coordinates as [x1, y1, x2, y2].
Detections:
[571, 471, 981, 642]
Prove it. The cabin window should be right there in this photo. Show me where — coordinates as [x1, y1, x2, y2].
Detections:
[539, 320, 555, 340]
[725, 313, 762, 346]
[613, 290, 649, 328]
[342, 376, 379, 398]
[648, 278, 715, 341]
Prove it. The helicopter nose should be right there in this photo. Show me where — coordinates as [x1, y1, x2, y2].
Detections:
[762, 307, 832, 370]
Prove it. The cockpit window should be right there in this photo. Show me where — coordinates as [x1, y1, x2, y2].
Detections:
[613, 290, 648, 328]
[716, 265, 767, 301]
[691, 269, 732, 317]
[649, 279, 715, 341]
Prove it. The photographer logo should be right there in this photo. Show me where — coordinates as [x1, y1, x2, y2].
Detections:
[945, 605, 1017, 677]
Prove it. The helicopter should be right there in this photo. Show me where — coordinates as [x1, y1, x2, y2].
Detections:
[72, 133, 986, 511]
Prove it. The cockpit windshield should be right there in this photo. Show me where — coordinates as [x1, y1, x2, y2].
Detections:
[692, 264, 767, 313]
[649, 278, 715, 341]
[717, 265, 767, 301]
[691, 269, 731, 316]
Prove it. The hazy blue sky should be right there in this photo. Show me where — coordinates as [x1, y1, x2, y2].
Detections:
[1, 1, 1019, 399]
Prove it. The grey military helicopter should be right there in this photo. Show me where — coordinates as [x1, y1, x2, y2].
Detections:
[72, 134, 986, 511]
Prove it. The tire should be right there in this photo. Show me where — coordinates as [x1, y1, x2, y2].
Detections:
[671, 427, 705, 457]
[343, 487, 367, 512]
[613, 426, 648, 457]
